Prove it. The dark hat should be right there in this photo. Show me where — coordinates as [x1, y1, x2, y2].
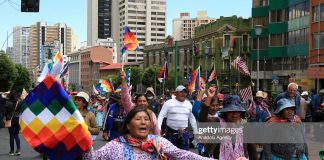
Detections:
[109, 93, 121, 101]
[219, 94, 246, 113]
[274, 98, 295, 114]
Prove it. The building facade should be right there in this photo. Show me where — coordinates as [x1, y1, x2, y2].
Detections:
[88, 0, 167, 62]
[71, 31, 79, 53]
[308, 0, 324, 90]
[173, 11, 216, 41]
[29, 22, 73, 73]
[12, 26, 31, 68]
[194, 16, 252, 90]
[68, 46, 114, 92]
[87, 0, 113, 46]
[251, 0, 312, 93]
[144, 36, 194, 86]
[115, 0, 167, 62]
[68, 51, 80, 91]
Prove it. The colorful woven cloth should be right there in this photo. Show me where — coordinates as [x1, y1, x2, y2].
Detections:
[115, 135, 167, 160]
[20, 75, 93, 160]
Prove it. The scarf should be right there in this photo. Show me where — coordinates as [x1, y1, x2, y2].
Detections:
[247, 101, 271, 120]
[219, 117, 245, 160]
[115, 135, 167, 160]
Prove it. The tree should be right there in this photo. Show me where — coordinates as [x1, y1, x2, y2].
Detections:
[12, 64, 32, 94]
[142, 66, 164, 94]
[0, 53, 18, 92]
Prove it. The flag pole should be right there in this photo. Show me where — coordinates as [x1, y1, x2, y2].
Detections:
[122, 52, 125, 71]
[162, 78, 165, 96]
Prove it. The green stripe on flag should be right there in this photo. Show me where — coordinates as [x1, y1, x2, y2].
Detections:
[20, 101, 27, 113]
[47, 99, 64, 115]
[29, 100, 46, 116]
[64, 99, 77, 114]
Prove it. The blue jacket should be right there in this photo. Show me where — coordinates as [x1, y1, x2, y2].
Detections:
[192, 100, 202, 119]
[103, 103, 125, 140]
[274, 92, 301, 116]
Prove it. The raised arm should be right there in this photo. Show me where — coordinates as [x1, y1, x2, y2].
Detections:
[192, 84, 206, 118]
[120, 70, 135, 114]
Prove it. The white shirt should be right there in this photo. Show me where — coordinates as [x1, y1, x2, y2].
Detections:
[158, 98, 198, 134]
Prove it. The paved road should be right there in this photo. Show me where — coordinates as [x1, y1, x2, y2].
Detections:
[0, 128, 107, 160]
[0, 128, 322, 159]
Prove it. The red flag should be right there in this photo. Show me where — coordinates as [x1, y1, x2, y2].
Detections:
[207, 64, 217, 82]
[158, 62, 168, 80]
[231, 56, 250, 76]
[240, 86, 253, 101]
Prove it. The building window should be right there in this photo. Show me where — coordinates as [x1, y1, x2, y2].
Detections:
[312, 32, 324, 49]
[224, 34, 231, 48]
[312, 4, 324, 22]
[270, 34, 283, 46]
[252, 16, 269, 27]
[242, 34, 249, 52]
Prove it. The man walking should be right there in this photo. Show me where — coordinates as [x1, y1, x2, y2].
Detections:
[158, 85, 198, 150]
[274, 82, 302, 117]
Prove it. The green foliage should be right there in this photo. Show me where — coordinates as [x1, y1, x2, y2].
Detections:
[142, 66, 159, 88]
[142, 66, 166, 95]
[0, 53, 18, 91]
[11, 64, 31, 94]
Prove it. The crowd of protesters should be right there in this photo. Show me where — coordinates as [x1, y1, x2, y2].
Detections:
[2, 72, 324, 159]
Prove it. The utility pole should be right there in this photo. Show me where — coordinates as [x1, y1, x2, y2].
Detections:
[174, 41, 178, 88]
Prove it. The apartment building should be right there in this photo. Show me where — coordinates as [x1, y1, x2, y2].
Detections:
[12, 26, 31, 68]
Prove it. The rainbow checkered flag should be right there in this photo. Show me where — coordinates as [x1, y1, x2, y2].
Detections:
[20, 75, 92, 159]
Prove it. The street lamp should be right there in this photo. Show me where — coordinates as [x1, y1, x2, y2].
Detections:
[204, 42, 210, 80]
[255, 25, 263, 91]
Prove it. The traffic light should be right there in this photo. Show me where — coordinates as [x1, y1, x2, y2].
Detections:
[21, 0, 39, 12]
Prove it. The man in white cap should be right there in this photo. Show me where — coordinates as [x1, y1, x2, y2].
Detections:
[157, 85, 198, 150]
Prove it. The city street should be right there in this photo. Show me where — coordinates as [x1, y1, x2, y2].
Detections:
[0, 128, 107, 160]
[0, 127, 322, 159]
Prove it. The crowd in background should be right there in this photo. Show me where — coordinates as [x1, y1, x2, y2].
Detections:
[1, 75, 324, 159]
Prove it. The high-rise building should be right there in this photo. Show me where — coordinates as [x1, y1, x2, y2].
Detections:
[88, 0, 167, 62]
[71, 30, 79, 53]
[12, 26, 31, 68]
[116, 0, 167, 62]
[308, 0, 324, 90]
[251, 0, 312, 91]
[173, 11, 216, 41]
[29, 22, 72, 74]
[87, 0, 113, 46]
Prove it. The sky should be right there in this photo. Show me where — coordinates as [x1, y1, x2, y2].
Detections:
[0, 0, 252, 49]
